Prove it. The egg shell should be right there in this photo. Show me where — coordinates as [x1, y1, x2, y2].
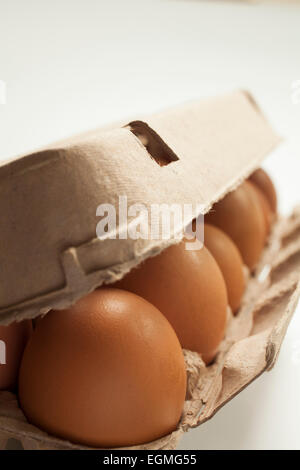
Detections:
[248, 168, 277, 213]
[204, 224, 245, 314]
[248, 181, 273, 237]
[205, 180, 266, 271]
[0, 321, 32, 391]
[18, 288, 187, 448]
[114, 242, 228, 365]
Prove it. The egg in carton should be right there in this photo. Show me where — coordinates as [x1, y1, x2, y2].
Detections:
[0, 91, 299, 450]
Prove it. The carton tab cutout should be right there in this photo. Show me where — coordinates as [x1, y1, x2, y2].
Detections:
[128, 121, 179, 167]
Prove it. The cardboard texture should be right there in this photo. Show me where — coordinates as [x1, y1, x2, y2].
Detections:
[0, 90, 299, 450]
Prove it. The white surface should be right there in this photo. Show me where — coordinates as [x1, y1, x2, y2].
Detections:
[0, 0, 299, 450]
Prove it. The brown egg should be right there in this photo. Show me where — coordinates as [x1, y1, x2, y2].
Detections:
[248, 181, 273, 236]
[18, 288, 186, 448]
[0, 320, 32, 391]
[204, 224, 245, 314]
[206, 181, 266, 270]
[115, 242, 228, 365]
[248, 168, 277, 213]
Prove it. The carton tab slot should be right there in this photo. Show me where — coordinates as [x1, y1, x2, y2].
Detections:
[127, 121, 179, 167]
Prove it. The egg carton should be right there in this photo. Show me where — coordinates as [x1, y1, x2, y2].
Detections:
[0, 91, 299, 450]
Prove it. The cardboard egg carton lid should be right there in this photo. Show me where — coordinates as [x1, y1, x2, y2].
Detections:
[0, 90, 280, 324]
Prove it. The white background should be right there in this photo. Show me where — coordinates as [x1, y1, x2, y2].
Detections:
[0, 0, 299, 450]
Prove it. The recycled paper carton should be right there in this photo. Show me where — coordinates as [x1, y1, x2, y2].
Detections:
[0, 90, 299, 450]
